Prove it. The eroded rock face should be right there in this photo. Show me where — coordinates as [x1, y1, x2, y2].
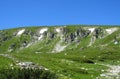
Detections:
[16, 29, 25, 36]
[106, 28, 118, 35]
[93, 28, 104, 39]
[36, 28, 48, 40]
[21, 40, 28, 47]
[49, 33, 55, 39]
[0, 26, 119, 53]
[88, 28, 95, 33]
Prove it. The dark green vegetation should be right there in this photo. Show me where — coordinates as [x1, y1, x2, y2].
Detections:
[0, 68, 58, 79]
[0, 25, 120, 79]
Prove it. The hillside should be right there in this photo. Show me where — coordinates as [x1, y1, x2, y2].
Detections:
[0, 25, 120, 79]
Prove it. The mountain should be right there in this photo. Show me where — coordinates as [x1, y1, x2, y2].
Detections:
[0, 25, 120, 79]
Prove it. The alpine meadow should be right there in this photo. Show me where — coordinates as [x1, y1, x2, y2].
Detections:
[0, 25, 120, 79]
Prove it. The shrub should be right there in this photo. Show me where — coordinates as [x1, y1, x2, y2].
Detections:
[0, 68, 58, 79]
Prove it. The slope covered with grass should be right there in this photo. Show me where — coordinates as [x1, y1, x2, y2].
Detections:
[0, 25, 120, 79]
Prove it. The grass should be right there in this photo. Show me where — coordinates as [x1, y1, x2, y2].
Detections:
[0, 56, 14, 69]
[0, 25, 120, 79]
[11, 52, 107, 79]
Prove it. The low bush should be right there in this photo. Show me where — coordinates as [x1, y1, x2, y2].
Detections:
[0, 68, 58, 79]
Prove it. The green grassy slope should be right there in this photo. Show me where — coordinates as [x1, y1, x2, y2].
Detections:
[0, 25, 120, 79]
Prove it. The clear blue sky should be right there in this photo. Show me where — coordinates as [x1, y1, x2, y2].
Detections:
[0, 0, 120, 30]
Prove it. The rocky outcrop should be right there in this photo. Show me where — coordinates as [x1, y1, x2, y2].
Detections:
[93, 28, 104, 39]
[16, 62, 48, 70]
[0, 26, 119, 53]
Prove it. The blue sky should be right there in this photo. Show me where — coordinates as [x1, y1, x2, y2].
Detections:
[0, 0, 120, 30]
